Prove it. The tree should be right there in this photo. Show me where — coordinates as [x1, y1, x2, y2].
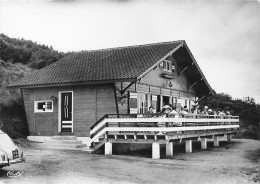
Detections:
[199, 93, 260, 139]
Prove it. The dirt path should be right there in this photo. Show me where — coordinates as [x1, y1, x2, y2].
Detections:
[0, 139, 259, 184]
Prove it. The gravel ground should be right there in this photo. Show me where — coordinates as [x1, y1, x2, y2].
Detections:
[0, 138, 259, 184]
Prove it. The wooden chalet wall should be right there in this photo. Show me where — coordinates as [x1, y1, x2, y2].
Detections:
[22, 84, 117, 137]
[115, 55, 197, 114]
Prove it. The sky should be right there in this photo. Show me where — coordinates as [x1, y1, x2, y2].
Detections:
[0, 0, 260, 103]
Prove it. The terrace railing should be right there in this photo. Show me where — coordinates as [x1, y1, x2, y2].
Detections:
[89, 114, 239, 146]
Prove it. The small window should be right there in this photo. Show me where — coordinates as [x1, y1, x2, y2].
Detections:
[161, 60, 172, 72]
[34, 100, 53, 113]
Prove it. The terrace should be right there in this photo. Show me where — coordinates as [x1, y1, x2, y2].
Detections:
[88, 114, 240, 159]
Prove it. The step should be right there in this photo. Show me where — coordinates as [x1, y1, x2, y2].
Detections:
[39, 143, 87, 149]
[36, 144, 84, 151]
[82, 147, 95, 153]
[51, 136, 77, 140]
[44, 140, 83, 145]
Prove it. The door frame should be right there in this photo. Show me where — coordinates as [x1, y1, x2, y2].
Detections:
[58, 91, 74, 133]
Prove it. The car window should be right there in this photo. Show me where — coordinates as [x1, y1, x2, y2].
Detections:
[0, 134, 16, 150]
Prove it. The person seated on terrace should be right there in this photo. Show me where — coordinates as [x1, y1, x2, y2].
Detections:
[193, 105, 199, 114]
[213, 110, 218, 118]
[162, 104, 172, 110]
[164, 107, 172, 117]
[226, 111, 232, 118]
[218, 110, 226, 119]
[190, 108, 198, 118]
[197, 109, 201, 115]
[208, 109, 215, 118]
[183, 105, 189, 112]
[148, 106, 154, 114]
[208, 109, 213, 115]
[169, 107, 178, 116]
[157, 108, 171, 134]
[201, 106, 209, 115]
[182, 107, 189, 115]
[176, 106, 182, 116]
[175, 106, 187, 118]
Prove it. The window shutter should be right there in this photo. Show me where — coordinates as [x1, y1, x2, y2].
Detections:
[129, 92, 137, 114]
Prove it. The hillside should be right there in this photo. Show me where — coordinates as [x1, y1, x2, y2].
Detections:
[0, 34, 68, 137]
[0, 33, 68, 69]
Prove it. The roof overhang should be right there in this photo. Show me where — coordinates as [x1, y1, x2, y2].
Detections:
[8, 78, 137, 89]
[137, 41, 213, 97]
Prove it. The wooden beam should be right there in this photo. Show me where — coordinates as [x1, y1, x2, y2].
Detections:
[180, 66, 189, 74]
[196, 95, 206, 103]
[106, 130, 237, 144]
[154, 135, 157, 140]
[110, 139, 167, 144]
[121, 81, 135, 95]
[144, 135, 147, 140]
[188, 81, 198, 90]
[180, 62, 194, 74]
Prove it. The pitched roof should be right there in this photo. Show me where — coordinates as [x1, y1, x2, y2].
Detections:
[8, 41, 212, 94]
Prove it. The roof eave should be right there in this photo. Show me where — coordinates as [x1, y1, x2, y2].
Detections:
[8, 78, 138, 89]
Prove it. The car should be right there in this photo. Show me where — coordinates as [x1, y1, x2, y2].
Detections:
[0, 129, 25, 168]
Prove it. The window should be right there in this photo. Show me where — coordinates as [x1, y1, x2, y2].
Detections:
[138, 93, 148, 114]
[160, 60, 172, 72]
[151, 95, 158, 113]
[34, 100, 53, 113]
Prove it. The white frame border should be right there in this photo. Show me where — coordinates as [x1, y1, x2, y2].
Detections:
[34, 100, 53, 113]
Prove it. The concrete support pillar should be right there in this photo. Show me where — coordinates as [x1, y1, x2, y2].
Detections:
[166, 142, 173, 156]
[214, 136, 219, 147]
[105, 142, 112, 155]
[152, 142, 160, 159]
[227, 134, 232, 142]
[185, 140, 192, 153]
[201, 138, 207, 150]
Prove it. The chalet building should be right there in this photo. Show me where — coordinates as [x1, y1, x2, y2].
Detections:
[9, 41, 239, 158]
